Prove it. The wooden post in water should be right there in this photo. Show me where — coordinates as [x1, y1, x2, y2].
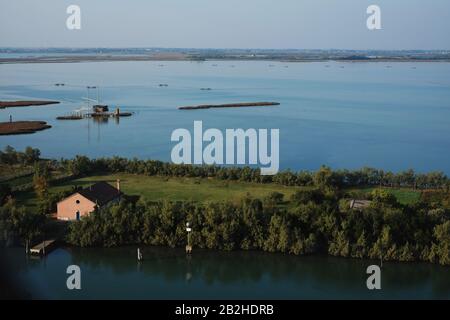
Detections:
[185, 222, 192, 254]
[380, 245, 384, 268]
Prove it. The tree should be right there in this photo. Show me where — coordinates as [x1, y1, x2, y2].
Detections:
[353, 231, 368, 258]
[432, 221, 450, 265]
[0, 184, 11, 205]
[328, 230, 350, 257]
[313, 166, 338, 189]
[0, 198, 44, 252]
[370, 225, 392, 262]
[33, 163, 50, 200]
[265, 192, 284, 205]
[370, 189, 398, 207]
[68, 155, 92, 176]
[291, 189, 324, 205]
[24, 146, 40, 164]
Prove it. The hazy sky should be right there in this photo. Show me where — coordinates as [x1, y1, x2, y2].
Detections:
[1, 0, 449, 49]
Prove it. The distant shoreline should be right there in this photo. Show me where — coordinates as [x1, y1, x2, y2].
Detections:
[0, 100, 60, 109]
[1, 55, 450, 65]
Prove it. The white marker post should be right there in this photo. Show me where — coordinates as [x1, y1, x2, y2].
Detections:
[186, 222, 192, 254]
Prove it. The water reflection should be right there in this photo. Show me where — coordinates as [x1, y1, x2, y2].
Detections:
[3, 247, 450, 299]
[57, 247, 450, 298]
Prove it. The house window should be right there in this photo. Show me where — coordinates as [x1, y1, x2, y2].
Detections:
[76, 200, 80, 204]
[76, 211, 80, 221]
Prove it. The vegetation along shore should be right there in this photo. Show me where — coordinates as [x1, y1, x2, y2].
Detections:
[1, 48, 450, 64]
[0, 146, 449, 265]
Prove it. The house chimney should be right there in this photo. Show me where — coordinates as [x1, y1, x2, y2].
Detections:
[116, 179, 121, 192]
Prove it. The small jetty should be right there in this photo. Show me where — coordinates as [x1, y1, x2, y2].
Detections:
[89, 107, 132, 118]
[179, 102, 280, 110]
[57, 106, 132, 120]
[89, 112, 132, 118]
[57, 86, 132, 120]
[30, 239, 57, 256]
[56, 115, 83, 120]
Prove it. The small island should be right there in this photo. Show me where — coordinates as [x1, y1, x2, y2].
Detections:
[179, 102, 280, 110]
[0, 121, 52, 135]
[0, 100, 60, 109]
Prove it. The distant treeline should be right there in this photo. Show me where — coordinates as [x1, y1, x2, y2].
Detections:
[57, 155, 450, 190]
[0, 145, 40, 165]
[2, 146, 449, 190]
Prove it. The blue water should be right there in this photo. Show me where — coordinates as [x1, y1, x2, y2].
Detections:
[4, 247, 450, 299]
[1, 60, 450, 173]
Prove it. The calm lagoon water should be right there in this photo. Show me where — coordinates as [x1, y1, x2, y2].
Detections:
[1, 61, 450, 173]
[1, 62, 450, 299]
[3, 247, 450, 300]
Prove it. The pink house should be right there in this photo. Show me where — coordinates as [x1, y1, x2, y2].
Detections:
[57, 180, 121, 221]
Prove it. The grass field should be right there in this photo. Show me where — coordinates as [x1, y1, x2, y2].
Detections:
[13, 173, 423, 210]
[16, 173, 302, 208]
[348, 186, 421, 204]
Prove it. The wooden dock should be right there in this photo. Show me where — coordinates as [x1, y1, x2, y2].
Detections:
[30, 239, 57, 256]
[88, 112, 132, 118]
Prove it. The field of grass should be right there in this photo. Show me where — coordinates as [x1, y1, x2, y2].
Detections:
[17, 173, 302, 208]
[347, 186, 421, 205]
[13, 173, 423, 210]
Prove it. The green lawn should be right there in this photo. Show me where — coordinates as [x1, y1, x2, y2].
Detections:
[347, 186, 421, 205]
[14, 173, 422, 210]
[18, 174, 301, 207]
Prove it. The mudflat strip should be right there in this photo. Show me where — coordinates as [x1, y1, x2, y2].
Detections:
[0, 100, 60, 109]
[0, 121, 52, 135]
[179, 102, 280, 110]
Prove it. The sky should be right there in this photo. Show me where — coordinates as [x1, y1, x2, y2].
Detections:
[1, 0, 450, 50]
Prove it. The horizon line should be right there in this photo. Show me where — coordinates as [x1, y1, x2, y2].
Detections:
[1, 46, 450, 52]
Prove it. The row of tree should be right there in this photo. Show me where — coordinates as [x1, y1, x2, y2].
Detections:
[67, 188, 450, 265]
[2, 146, 449, 190]
[0, 145, 40, 166]
[58, 155, 450, 190]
